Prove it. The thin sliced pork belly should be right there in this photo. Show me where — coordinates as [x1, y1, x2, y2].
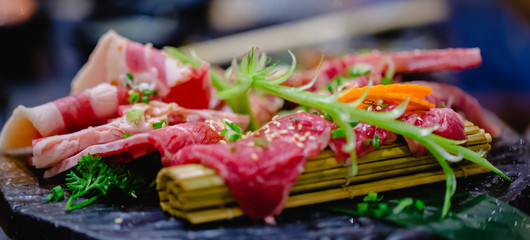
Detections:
[70, 30, 211, 109]
[170, 113, 334, 222]
[0, 83, 128, 151]
[32, 101, 249, 169]
[44, 122, 224, 178]
[410, 81, 501, 137]
[286, 48, 482, 90]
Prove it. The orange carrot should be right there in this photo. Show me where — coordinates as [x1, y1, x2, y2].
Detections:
[337, 84, 435, 110]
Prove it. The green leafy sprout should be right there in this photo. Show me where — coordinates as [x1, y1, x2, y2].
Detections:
[213, 48, 508, 217]
[65, 154, 145, 210]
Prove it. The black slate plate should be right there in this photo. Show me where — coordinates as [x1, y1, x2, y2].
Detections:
[1, 115, 529, 240]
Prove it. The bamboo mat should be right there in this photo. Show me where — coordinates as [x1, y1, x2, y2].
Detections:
[157, 121, 492, 224]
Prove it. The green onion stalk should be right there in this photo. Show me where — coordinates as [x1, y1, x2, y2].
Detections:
[215, 48, 508, 217]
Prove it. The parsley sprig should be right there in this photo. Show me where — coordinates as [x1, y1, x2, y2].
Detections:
[217, 48, 508, 217]
[65, 154, 145, 211]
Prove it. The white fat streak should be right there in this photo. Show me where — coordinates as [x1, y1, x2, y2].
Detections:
[89, 83, 118, 118]
[26, 103, 66, 137]
[164, 57, 190, 87]
[106, 38, 129, 86]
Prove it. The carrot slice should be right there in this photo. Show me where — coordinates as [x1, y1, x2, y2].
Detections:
[338, 84, 435, 110]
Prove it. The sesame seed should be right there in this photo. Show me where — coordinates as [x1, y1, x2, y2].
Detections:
[114, 218, 123, 224]
[288, 126, 295, 130]
[298, 124, 303, 130]
[299, 136, 307, 141]
[272, 115, 279, 121]
[280, 130, 289, 134]
[375, 99, 383, 106]
[265, 128, 271, 134]
[251, 153, 259, 161]
[375, 106, 382, 111]
[296, 110, 305, 113]
[247, 141, 255, 147]
[367, 105, 373, 111]
[219, 140, 227, 144]
[417, 117, 423, 121]
[308, 136, 316, 140]
[305, 131, 311, 137]
[273, 132, 279, 138]
[275, 122, 281, 127]
[296, 142, 304, 148]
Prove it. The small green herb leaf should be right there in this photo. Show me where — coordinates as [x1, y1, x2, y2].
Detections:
[129, 92, 140, 104]
[152, 120, 168, 129]
[46, 185, 64, 203]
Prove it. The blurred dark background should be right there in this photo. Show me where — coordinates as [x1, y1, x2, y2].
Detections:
[0, 0, 529, 133]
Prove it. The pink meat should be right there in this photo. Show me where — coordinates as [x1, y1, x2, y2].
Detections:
[329, 107, 465, 159]
[329, 123, 398, 161]
[286, 48, 482, 90]
[70, 30, 211, 109]
[32, 103, 249, 169]
[43, 122, 224, 178]
[170, 113, 334, 221]
[409, 81, 500, 137]
[399, 108, 466, 156]
[0, 83, 128, 151]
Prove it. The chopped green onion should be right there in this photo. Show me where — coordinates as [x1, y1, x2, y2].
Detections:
[152, 120, 168, 129]
[142, 89, 157, 96]
[220, 128, 228, 136]
[225, 121, 243, 134]
[228, 134, 241, 142]
[322, 111, 333, 122]
[125, 109, 144, 125]
[364, 139, 372, 147]
[253, 138, 269, 148]
[348, 119, 359, 127]
[414, 199, 425, 211]
[123, 133, 131, 138]
[381, 77, 392, 85]
[363, 192, 383, 202]
[392, 197, 414, 214]
[381, 103, 389, 108]
[373, 135, 380, 148]
[349, 63, 372, 78]
[129, 92, 140, 104]
[46, 185, 64, 203]
[141, 95, 149, 103]
[357, 203, 369, 213]
[312, 112, 319, 115]
[126, 73, 134, 80]
[331, 129, 345, 139]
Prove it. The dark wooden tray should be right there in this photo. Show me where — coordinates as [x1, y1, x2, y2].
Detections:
[1, 115, 529, 240]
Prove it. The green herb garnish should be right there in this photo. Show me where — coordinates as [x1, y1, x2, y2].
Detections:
[126, 73, 134, 80]
[123, 133, 131, 138]
[349, 63, 372, 78]
[373, 135, 380, 148]
[45, 185, 64, 203]
[331, 129, 345, 139]
[220, 121, 243, 142]
[65, 154, 144, 210]
[152, 120, 168, 129]
[363, 192, 383, 202]
[129, 92, 140, 104]
[125, 109, 144, 125]
[219, 48, 508, 217]
[253, 138, 269, 148]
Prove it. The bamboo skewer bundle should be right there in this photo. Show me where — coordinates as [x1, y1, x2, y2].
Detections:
[157, 121, 493, 224]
